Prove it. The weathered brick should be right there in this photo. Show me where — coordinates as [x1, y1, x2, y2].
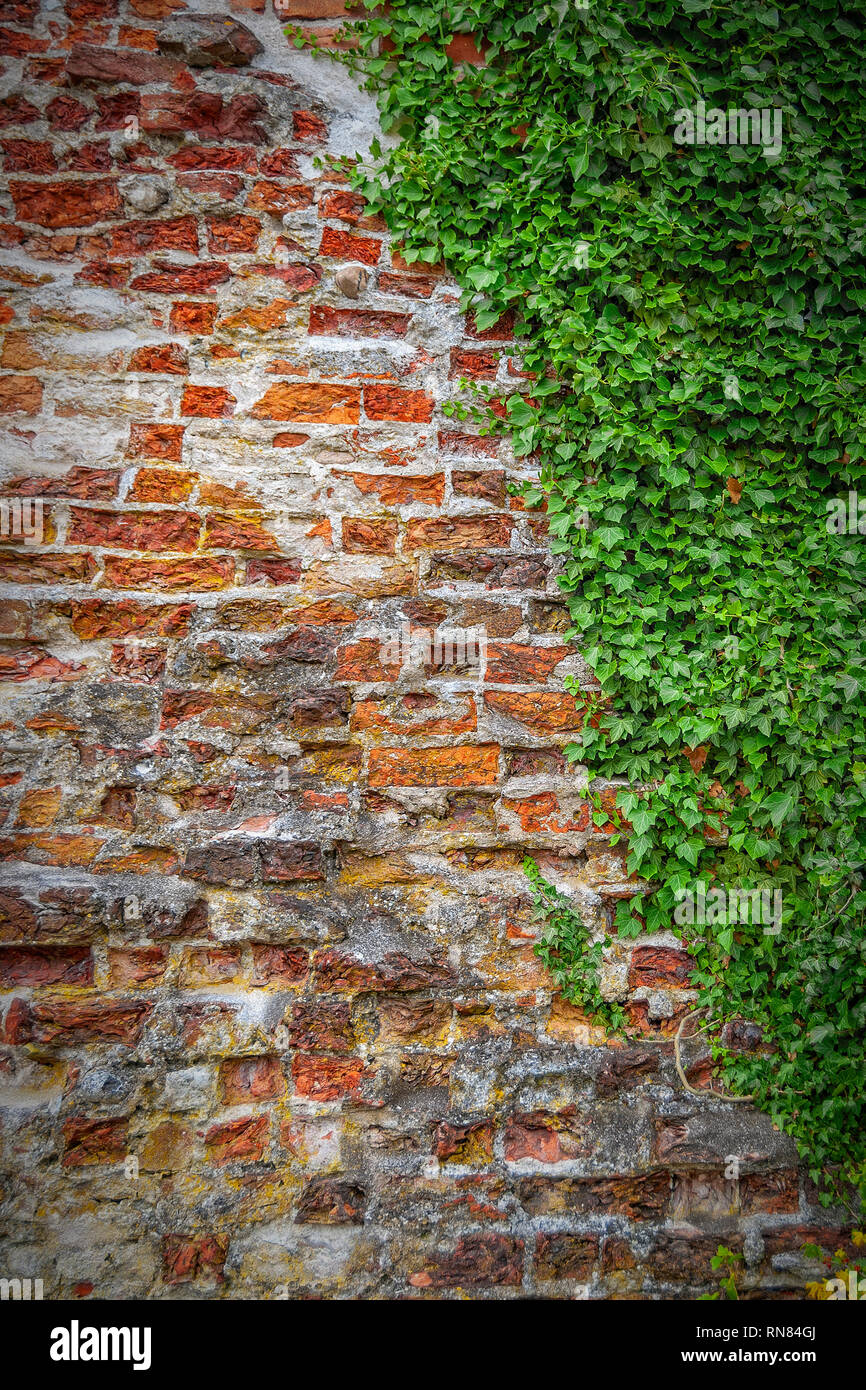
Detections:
[0, 374, 43, 414]
[10, 178, 120, 228]
[628, 946, 694, 989]
[484, 690, 586, 731]
[406, 516, 512, 550]
[204, 1114, 269, 1164]
[68, 508, 199, 552]
[181, 384, 236, 417]
[310, 306, 409, 338]
[252, 381, 359, 423]
[10, 997, 151, 1046]
[0, 945, 92, 987]
[296, 1177, 366, 1224]
[251, 943, 308, 987]
[162, 1235, 227, 1286]
[341, 517, 398, 555]
[170, 302, 218, 335]
[535, 1233, 599, 1281]
[206, 214, 261, 254]
[291, 1053, 367, 1101]
[62, 1117, 128, 1166]
[131, 262, 231, 295]
[410, 1234, 522, 1289]
[319, 227, 381, 264]
[369, 746, 500, 788]
[518, 1173, 670, 1220]
[219, 1056, 285, 1105]
[111, 216, 198, 257]
[364, 383, 433, 423]
[128, 421, 185, 461]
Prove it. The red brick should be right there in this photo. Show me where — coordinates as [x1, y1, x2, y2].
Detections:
[252, 382, 360, 423]
[364, 384, 433, 423]
[405, 516, 512, 550]
[334, 638, 400, 683]
[103, 556, 234, 590]
[369, 746, 500, 788]
[168, 145, 259, 173]
[739, 1170, 799, 1215]
[107, 946, 168, 986]
[434, 1118, 494, 1164]
[61, 597, 191, 639]
[93, 92, 140, 132]
[246, 557, 302, 586]
[2, 139, 57, 173]
[377, 271, 435, 299]
[535, 1233, 598, 1281]
[128, 343, 189, 374]
[341, 472, 444, 507]
[250, 943, 308, 986]
[45, 95, 90, 131]
[204, 1114, 268, 1164]
[0, 25, 50, 57]
[169, 303, 218, 336]
[202, 513, 277, 552]
[219, 1055, 285, 1105]
[66, 42, 178, 85]
[0, 96, 39, 127]
[0, 553, 96, 584]
[248, 261, 321, 291]
[206, 214, 261, 254]
[628, 946, 693, 989]
[68, 508, 199, 552]
[162, 1234, 227, 1286]
[258, 148, 301, 178]
[450, 346, 499, 379]
[140, 92, 266, 144]
[62, 1117, 127, 1166]
[10, 996, 151, 1045]
[75, 260, 129, 289]
[177, 171, 244, 200]
[310, 305, 410, 338]
[0, 374, 42, 414]
[181, 385, 236, 418]
[0, 945, 92, 987]
[484, 691, 586, 731]
[65, 141, 112, 173]
[486, 642, 569, 684]
[259, 840, 325, 883]
[291, 1054, 366, 1101]
[318, 188, 384, 229]
[128, 422, 184, 461]
[445, 33, 487, 65]
[341, 517, 397, 555]
[318, 227, 381, 264]
[466, 308, 515, 340]
[288, 22, 358, 48]
[131, 262, 230, 295]
[410, 1234, 522, 1289]
[438, 429, 499, 457]
[275, 0, 352, 16]
[292, 108, 328, 141]
[110, 216, 198, 257]
[247, 181, 313, 215]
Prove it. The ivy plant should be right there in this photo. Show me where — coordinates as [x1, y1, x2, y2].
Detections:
[303, 0, 866, 1209]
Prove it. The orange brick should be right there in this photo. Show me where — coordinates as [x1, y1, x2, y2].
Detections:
[368, 745, 500, 788]
[252, 382, 360, 423]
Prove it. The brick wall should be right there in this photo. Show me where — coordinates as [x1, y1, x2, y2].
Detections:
[0, 0, 838, 1299]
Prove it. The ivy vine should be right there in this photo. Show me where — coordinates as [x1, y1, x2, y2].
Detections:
[300, 0, 866, 1209]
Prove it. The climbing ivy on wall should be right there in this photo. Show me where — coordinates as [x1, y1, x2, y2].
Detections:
[302, 0, 866, 1207]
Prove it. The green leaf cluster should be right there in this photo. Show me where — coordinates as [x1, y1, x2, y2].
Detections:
[329, 0, 866, 1208]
